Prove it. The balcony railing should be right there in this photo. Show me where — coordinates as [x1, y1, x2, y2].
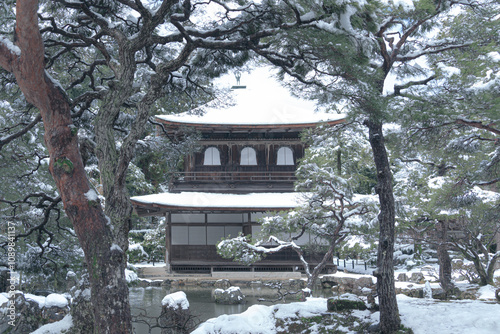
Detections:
[172, 171, 296, 183]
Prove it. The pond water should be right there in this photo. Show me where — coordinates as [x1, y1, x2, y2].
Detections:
[129, 285, 333, 333]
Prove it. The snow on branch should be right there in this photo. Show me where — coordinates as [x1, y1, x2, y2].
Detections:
[396, 43, 473, 62]
[0, 36, 21, 72]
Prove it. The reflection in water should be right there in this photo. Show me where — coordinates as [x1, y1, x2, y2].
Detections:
[130, 285, 332, 333]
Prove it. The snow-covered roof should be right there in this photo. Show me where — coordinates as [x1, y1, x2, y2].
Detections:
[131, 191, 302, 215]
[155, 67, 345, 128]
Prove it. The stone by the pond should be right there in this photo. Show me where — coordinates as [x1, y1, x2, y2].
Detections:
[214, 279, 231, 289]
[212, 286, 246, 304]
[321, 273, 375, 294]
[327, 293, 367, 312]
[409, 272, 425, 284]
[397, 273, 408, 282]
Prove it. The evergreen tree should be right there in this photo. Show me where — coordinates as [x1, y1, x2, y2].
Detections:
[389, 2, 500, 289]
[0, 1, 325, 332]
[252, 0, 499, 331]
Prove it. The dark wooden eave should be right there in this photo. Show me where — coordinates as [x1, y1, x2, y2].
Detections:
[154, 116, 345, 134]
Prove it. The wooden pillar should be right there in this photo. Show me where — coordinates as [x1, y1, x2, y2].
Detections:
[165, 212, 172, 273]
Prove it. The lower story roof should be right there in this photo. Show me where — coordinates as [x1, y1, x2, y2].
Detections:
[131, 191, 301, 216]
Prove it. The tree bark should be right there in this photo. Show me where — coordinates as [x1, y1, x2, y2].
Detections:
[365, 118, 401, 333]
[437, 220, 454, 296]
[0, 1, 132, 333]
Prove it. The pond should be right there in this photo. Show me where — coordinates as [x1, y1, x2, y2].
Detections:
[129, 285, 333, 333]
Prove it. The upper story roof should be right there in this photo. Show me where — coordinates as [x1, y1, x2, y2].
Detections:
[155, 67, 345, 133]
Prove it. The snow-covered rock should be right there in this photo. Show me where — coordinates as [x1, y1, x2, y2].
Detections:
[162, 291, 189, 310]
[212, 286, 246, 305]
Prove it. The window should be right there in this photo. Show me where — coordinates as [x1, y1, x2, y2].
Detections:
[240, 147, 257, 165]
[277, 147, 294, 165]
[203, 147, 221, 165]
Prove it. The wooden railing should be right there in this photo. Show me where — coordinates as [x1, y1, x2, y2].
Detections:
[172, 171, 296, 183]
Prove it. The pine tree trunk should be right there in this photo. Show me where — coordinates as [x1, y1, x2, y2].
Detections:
[365, 118, 401, 333]
[437, 221, 454, 296]
[0, 1, 132, 332]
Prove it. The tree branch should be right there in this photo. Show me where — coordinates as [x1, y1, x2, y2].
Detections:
[455, 118, 500, 136]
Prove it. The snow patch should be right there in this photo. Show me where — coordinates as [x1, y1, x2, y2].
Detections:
[125, 269, 139, 283]
[45, 294, 68, 308]
[84, 189, 99, 201]
[162, 291, 189, 310]
[110, 243, 123, 252]
[0, 36, 21, 56]
[25, 294, 46, 308]
[30, 314, 73, 334]
[477, 285, 498, 300]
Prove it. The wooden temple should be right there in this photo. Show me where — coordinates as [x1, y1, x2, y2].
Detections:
[131, 69, 345, 274]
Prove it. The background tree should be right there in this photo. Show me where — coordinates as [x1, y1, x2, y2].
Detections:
[218, 124, 378, 291]
[389, 1, 499, 289]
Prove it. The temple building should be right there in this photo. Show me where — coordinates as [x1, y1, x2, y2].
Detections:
[131, 68, 345, 275]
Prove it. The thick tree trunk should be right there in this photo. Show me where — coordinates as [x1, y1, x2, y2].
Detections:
[437, 220, 454, 296]
[0, 1, 132, 333]
[365, 119, 401, 333]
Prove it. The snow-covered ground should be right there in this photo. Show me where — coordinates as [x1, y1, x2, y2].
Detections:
[11, 268, 498, 333]
[193, 293, 500, 334]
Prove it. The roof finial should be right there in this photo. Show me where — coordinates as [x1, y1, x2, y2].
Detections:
[231, 71, 246, 89]
[235, 71, 241, 85]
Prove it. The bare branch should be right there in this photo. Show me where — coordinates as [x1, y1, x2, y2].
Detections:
[0, 113, 42, 151]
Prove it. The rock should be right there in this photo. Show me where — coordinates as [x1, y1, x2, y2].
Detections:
[327, 293, 367, 312]
[496, 288, 500, 302]
[31, 290, 53, 297]
[150, 280, 163, 287]
[42, 306, 68, 323]
[431, 288, 447, 300]
[397, 273, 408, 282]
[321, 274, 375, 294]
[214, 279, 231, 289]
[0, 292, 42, 334]
[320, 276, 338, 289]
[212, 286, 246, 304]
[160, 291, 195, 334]
[198, 280, 214, 288]
[367, 323, 380, 332]
[409, 272, 425, 284]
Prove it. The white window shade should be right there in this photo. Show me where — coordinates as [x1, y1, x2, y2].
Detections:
[277, 147, 294, 165]
[240, 147, 257, 165]
[203, 147, 221, 165]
